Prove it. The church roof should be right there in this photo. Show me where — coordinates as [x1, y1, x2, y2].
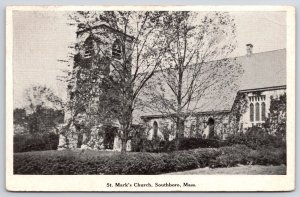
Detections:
[133, 48, 286, 122]
[236, 49, 286, 90]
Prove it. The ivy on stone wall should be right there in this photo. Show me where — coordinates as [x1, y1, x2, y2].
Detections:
[229, 92, 248, 133]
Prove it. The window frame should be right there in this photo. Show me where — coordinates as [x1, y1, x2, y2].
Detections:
[255, 102, 260, 121]
[112, 39, 122, 60]
[250, 103, 254, 122]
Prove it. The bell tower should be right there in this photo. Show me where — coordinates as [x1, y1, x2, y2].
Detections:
[58, 24, 134, 150]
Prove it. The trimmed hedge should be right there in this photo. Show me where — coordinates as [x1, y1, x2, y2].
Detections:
[133, 138, 226, 153]
[14, 133, 59, 153]
[225, 127, 286, 150]
[175, 138, 226, 150]
[14, 145, 286, 175]
[134, 126, 287, 153]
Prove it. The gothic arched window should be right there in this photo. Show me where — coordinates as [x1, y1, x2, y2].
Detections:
[83, 36, 94, 59]
[153, 121, 158, 138]
[255, 102, 260, 121]
[250, 103, 254, 122]
[261, 102, 266, 121]
[112, 39, 122, 60]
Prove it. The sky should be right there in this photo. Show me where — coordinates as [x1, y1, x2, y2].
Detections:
[12, 11, 286, 108]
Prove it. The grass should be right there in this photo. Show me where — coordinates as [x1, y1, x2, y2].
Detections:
[165, 165, 286, 175]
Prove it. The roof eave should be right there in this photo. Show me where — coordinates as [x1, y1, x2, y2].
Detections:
[140, 110, 231, 120]
[239, 85, 286, 93]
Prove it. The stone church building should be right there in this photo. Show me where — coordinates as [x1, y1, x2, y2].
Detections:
[140, 46, 286, 140]
[58, 24, 286, 150]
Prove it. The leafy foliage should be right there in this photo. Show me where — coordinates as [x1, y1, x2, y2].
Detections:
[133, 137, 216, 153]
[14, 86, 64, 135]
[14, 133, 59, 153]
[14, 145, 286, 174]
[13, 108, 27, 126]
[13, 86, 63, 152]
[24, 85, 63, 113]
[263, 93, 286, 139]
[65, 11, 169, 152]
[13, 106, 64, 135]
[141, 12, 243, 138]
[229, 92, 248, 133]
[225, 126, 286, 150]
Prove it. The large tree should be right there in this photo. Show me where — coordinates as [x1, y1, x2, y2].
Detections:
[24, 85, 63, 113]
[66, 11, 168, 152]
[15, 86, 64, 134]
[142, 12, 243, 138]
[264, 93, 286, 139]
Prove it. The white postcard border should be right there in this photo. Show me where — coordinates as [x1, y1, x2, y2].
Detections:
[6, 5, 296, 192]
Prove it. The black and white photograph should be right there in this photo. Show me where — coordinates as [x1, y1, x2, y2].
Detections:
[6, 6, 295, 191]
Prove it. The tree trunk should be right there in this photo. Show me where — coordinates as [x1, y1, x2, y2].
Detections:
[120, 125, 129, 153]
[121, 136, 127, 153]
[175, 117, 185, 150]
[176, 65, 184, 139]
[176, 117, 185, 138]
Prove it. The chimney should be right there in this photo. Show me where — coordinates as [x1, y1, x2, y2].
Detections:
[246, 43, 253, 56]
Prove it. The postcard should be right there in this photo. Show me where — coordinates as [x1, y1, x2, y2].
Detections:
[6, 5, 295, 191]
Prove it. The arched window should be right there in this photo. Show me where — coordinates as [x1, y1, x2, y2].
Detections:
[112, 40, 122, 60]
[250, 103, 254, 122]
[83, 36, 94, 58]
[261, 102, 266, 121]
[153, 121, 158, 138]
[207, 117, 215, 139]
[255, 103, 260, 121]
[190, 124, 195, 138]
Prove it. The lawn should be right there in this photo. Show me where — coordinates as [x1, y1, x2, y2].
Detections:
[165, 165, 286, 175]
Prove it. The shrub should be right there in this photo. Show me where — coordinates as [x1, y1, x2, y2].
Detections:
[214, 145, 252, 167]
[134, 138, 224, 153]
[249, 147, 286, 166]
[14, 132, 59, 153]
[213, 145, 286, 168]
[121, 153, 167, 174]
[176, 138, 222, 150]
[187, 148, 222, 167]
[226, 126, 286, 150]
[13, 145, 286, 175]
[164, 152, 199, 172]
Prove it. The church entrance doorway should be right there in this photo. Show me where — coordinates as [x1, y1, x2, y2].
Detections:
[103, 125, 117, 149]
[207, 117, 215, 139]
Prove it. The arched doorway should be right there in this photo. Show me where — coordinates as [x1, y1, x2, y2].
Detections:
[207, 117, 215, 139]
[103, 125, 117, 149]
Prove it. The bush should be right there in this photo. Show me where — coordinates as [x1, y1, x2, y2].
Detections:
[214, 145, 252, 167]
[13, 145, 286, 175]
[213, 145, 286, 168]
[248, 147, 286, 166]
[132, 138, 224, 153]
[226, 126, 286, 150]
[176, 138, 223, 150]
[187, 148, 222, 167]
[14, 132, 59, 153]
[164, 152, 199, 172]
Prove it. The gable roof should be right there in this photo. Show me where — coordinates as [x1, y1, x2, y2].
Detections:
[236, 49, 286, 90]
[133, 49, 286, 123]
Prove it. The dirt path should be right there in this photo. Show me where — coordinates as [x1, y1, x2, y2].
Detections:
[165, 165, 286, 175]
